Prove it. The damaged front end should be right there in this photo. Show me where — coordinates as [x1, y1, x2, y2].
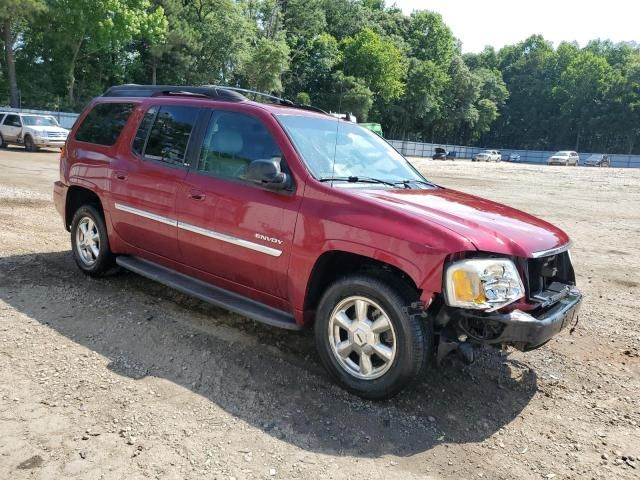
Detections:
[433, 246, 582, 363]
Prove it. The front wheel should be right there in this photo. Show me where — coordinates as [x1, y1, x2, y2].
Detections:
[24, 135, 37, 152]
[314, 274, 430, 400]
[70, 205, 116, 277]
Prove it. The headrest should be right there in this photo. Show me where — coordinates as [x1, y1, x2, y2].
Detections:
[211, 130, 243, 155]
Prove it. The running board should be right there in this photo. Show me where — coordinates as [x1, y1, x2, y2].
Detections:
[115, 256, 301, 331]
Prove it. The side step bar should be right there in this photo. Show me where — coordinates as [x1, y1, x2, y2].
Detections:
[116, 256, 301, 331]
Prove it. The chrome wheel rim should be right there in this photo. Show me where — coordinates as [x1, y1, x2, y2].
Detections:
[75, 217, 100, 266]
[328, 296, 397, 380]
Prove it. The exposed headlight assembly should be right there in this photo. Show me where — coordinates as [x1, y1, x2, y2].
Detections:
[445, 258, 524, 311]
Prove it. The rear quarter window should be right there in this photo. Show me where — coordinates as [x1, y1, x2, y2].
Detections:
[75, 103, 135, 146]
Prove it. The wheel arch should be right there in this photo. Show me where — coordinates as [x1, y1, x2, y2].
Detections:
[302, 250, 422, 323]
[65, 186, 104, 230]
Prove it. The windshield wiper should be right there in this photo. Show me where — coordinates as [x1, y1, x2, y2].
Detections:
[392, 179, 439, 189]
[319, 176, 400, 188]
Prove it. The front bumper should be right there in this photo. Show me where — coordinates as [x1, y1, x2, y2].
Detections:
[459, 288, 582, 351]
[34, 138, 66, 147]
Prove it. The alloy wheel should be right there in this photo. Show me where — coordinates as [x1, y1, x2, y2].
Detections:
[75, 216, 100, 266]
[327, 296, 397, 380]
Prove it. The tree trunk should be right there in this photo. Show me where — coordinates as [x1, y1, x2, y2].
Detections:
[151, 57, 157, 85]
[3, 20, 19, 108]
[67, 36, 83, 105]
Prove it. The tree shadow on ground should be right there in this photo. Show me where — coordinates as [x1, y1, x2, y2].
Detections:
[0, 251, 537, 457]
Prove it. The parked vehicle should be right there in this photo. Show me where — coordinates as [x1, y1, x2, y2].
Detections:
[503, 152, 520, 162]
[583, 154, 610, 167]
[547, 151, 579, 166]
[0, 112, 69, 151]
[53, 85, 582, 399]
[473, 150, 501, 162]
[432, 147, 456, 160]
[359, 123, 383, 136]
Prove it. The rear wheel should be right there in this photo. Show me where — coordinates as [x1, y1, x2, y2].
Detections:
[70, 205, 115, 277]
[314, 274, 430, 399]
[0, 133, 6, 148]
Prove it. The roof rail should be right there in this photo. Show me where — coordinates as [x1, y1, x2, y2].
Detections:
[103, 84, 329, 115]
[102, 84, 246, 102]
[201, 85, 329, 115]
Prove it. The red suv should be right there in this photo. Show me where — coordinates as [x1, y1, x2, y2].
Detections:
[53, 85, 582, 399]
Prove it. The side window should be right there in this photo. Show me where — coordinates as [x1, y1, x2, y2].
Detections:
[4, 114, 21, 127]
[198, 111, 282, 181]
[143, 106, 198, 166]
[131, 107, 157, 155]
[75, 103, 135, 146]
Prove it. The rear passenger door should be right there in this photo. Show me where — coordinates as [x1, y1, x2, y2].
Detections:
[2, 114, 22, 141]
[109, 104, 200, 261]
[176, 109, 302, 301]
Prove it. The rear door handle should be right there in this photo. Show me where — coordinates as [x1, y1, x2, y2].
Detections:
[114, 171, 128, 181]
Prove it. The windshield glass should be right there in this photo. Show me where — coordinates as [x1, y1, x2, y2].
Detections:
[276, 115, 425, 184]
[555, 151, 570, 156]
[22, 115, 59, 127]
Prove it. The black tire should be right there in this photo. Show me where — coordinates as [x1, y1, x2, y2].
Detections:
[70, 204, 116, 277]
[314, 273, 430, 400]
[24, 135, 37, 152]
[0, 133, 6, 148]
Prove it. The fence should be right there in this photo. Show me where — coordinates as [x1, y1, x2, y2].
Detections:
[0, 107, 79, 129]
[388, 140, 640, 169]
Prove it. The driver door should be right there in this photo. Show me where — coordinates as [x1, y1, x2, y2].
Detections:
[176, 109, 302, 301]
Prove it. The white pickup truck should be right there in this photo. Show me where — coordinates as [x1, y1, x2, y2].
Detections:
[0, 112, 69, 151]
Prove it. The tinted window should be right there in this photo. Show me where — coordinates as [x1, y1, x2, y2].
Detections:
[132, 107, 158, 155]
[75, 103, 134, 146]
[199, 111, 282, 180]
[4, 114, 21, 127]
[144, 106, 198, 166]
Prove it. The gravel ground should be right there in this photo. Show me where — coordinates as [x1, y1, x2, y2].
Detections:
[1, 147, 639, 479]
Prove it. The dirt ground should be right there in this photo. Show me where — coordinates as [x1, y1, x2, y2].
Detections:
[1, 147, 639, 480]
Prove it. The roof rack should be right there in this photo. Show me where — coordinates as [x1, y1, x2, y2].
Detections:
[102, 84, 246, 102]
[200, 85, 329, 115]
[103, 84, 329, 115]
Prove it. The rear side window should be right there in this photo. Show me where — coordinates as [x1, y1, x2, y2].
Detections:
[75, 103, 135, 146]
[142, 106, 198, 166]
[4, 114, 21, 127]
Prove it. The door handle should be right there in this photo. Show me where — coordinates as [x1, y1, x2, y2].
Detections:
[189, 190, 205, 201]
[114, 171, 128, 181]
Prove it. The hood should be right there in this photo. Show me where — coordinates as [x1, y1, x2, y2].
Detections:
[25, 125, 69, 133]
[353, 188, 569, 257]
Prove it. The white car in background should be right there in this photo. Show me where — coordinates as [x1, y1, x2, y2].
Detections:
[547, 150, 579, 166]
[0, 112, 69, 151]
[473, 149, 501, 162]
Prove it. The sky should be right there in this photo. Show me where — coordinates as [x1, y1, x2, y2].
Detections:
[394, 0, 639, 53]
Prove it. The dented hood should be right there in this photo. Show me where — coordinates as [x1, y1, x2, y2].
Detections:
[354, 188, 570, 257]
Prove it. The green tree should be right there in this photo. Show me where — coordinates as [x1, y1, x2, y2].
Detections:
[554, 51, 616, 149]
[340, 27, 407, 101]
[241, 35, 290, 92]
[0, 0, 45, 106]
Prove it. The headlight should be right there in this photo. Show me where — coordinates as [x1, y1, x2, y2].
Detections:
[445, 258, 524, 311]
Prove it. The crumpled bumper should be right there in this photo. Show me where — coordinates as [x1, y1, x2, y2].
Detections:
[460, 288, 582, 351]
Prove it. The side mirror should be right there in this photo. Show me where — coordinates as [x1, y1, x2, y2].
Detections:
[245, 158, 290, 191]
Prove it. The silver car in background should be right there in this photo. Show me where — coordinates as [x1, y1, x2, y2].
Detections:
[547, 151, 579, 166]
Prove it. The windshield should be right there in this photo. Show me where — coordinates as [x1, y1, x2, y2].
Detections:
[276, 115, 425, 184]
[555, 151, 570, 157]
[21, 115, 60, 127]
